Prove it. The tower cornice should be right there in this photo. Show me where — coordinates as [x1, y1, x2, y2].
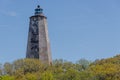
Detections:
[30, 15, 47, 19]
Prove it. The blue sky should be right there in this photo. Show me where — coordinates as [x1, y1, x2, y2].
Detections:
[0, 0, 120, 64]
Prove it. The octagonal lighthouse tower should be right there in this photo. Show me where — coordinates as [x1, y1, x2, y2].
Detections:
[26, 5, 52, 64]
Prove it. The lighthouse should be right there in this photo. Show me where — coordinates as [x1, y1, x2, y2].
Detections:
[26, 5, 52, 64]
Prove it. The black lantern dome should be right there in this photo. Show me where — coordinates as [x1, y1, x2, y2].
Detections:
[35, 5, 43, 15]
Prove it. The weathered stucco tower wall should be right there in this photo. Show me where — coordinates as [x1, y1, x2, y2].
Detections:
[26, 5, 52, 64]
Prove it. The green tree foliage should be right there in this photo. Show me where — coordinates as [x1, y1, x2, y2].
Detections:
[41, 71, 54, 80]
[0, 55, 120, 80]
[76, 59, 91, 70]
[25, 73, 38, 80]
[0, 64, 2, 75]
[1, 75, 14, 80]
[4, 62, 13, 75]
[88, 55, 120, 80]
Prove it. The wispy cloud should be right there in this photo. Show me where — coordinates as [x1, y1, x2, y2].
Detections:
[0, 10, 17, 17]
[7, 11, 17, 17]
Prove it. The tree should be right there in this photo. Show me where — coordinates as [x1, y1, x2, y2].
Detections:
[25, 73, 38, 80]
[1, 54, 120, 80]
[41, 71, 54, 80]
[1, 75, 14, 80]
[4, 62, 13, 75]
[76, 59, 91, 70]
[0, 64, 2, 75]
[88, 56, 120, 80]
[13, 59, 44, 74]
